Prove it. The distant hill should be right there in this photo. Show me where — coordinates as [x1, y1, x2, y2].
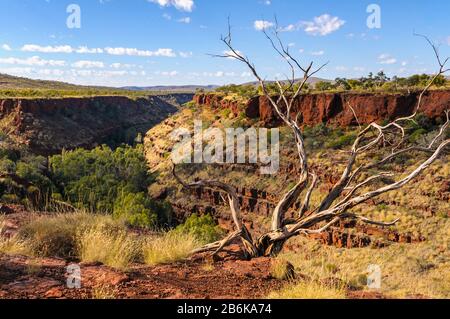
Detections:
[0, 73, 112, 90]
[122, 85, 218, 92]
[0, 73, 217, 94]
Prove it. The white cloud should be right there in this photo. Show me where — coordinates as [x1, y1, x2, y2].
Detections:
[179, 51, 193, 58]
[280, 24, 296, 32]
[110, 63, 135, 69]
[300, 14, 345, 36]
[162, 13, 172, 20]
[447, 36, 450, 46]
[72, 60, 105, 68]
[20, 44, 176, 58]
[37, 69, 65, 76]
[0, 67, 33, 75]
[311, 50, 325, 56]
[254, 20, 274, 31]
[70, 69, 128, 77]
[104, 47, 176, 57]
[156, 70, 178, 76]
[378, 54, 397, 65]
[201, 71, 227, 77]
[241, 72, 252, 77]
[149, 0, 194, 12]
[178, 17, 191, 24]
[76, 46, 104, 54]
[1, 44, 12, 51]
[21, 44, 73, 53]
[0, 56, 66, 66]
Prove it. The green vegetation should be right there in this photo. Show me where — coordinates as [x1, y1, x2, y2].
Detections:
[173, 213, 224, 244]
[49, 145, 150, 212]
[216, 84, 258, 98]
[0, 137, 172, 228]
[316, 72, 448, 93]
[302, 124, 357, 150]
[212, 72, 449, 98]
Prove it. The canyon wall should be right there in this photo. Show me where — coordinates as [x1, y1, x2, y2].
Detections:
[193, 90, 450, 127]
[0, 94, 193, 154]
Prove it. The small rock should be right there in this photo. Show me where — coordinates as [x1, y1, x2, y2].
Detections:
[45, 287, 64, 299]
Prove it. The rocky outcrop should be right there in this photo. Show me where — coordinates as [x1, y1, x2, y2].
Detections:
[193, 94, 260, 118]
[194, 90, 450, 127]
[0, 94, 192, 154]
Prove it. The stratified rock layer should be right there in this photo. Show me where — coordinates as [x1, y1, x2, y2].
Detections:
[194, 90, 450, 127]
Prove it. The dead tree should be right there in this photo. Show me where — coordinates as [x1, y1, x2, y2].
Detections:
[173, 22, 450, 259]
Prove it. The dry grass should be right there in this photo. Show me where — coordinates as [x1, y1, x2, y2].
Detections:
[143, 231, 200, 266]
[91, 285, 118, 299]
[0, 216, 31, 256]
[77, 227, 140, 270]
[269, 280, 346, 299]
[275, 220, 450, 299]
[18, 212, 125, 258]
[270, 258, 295, 280]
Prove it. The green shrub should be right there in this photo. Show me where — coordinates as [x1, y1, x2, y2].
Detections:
[174, 214, 224, 244]
[113, 191, 157, 228]
[325, 133, 356, 149]
[409, 128, 427, 143]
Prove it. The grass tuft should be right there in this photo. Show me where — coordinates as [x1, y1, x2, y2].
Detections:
[77, 227, 140, 270]
[143, 231, 200, 266]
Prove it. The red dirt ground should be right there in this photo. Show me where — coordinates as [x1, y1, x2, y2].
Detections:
[0, 207, 392, 299]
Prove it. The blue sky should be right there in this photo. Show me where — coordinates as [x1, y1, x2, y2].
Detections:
[0, 0, 449, 87]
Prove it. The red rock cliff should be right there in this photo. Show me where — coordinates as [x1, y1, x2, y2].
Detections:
[194, 90, 450, 127]
[0, 94, 192, 154]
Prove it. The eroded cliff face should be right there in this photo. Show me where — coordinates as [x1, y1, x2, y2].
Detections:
[0, 94, 192, 154]
[145, 95, 449, 249]
[194, 90, 450, 127]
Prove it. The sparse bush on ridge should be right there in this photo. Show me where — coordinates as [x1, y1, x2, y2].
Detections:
[212, 72, 449, 97]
